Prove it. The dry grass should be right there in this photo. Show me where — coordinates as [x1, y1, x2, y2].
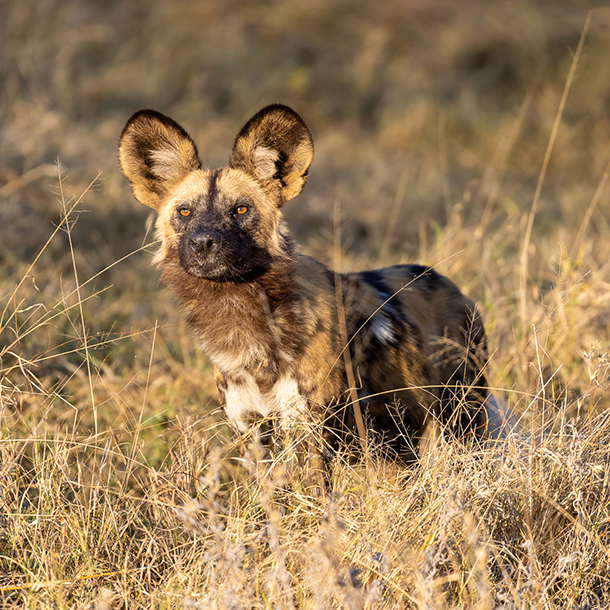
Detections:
[2, 0, 610, 607]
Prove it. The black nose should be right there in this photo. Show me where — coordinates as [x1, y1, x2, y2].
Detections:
[189, 228, 221, 254]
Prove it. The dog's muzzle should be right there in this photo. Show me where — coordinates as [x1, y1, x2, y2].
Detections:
[189, 228, 222, 255]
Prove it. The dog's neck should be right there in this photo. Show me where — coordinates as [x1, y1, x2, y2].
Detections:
[159, 252, 308, 382]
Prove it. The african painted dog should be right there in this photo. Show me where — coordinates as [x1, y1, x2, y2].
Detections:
[118, 104, 489, 480]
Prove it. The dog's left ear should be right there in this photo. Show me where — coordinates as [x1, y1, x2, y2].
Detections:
[230, 104, 314, 205]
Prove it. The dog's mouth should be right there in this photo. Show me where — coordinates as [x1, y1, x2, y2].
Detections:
[184, 260, 226, 280]
[178, 248, 269, 283]
[177, 247, 233, 280]
[185, 260, 238, 281]
[174, 228, 274, 282]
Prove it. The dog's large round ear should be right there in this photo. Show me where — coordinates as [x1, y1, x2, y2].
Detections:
[118, 110, 201, 210]
[229, 105, 314, 205]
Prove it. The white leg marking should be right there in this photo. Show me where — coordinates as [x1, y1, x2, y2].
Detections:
[223, 374, 308, 432]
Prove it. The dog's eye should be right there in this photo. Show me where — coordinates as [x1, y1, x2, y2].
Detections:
[235, 205, 248, 215]
[178, 208, 191, 217]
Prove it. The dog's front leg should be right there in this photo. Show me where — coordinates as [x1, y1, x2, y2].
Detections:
[279, 411, 326, 495]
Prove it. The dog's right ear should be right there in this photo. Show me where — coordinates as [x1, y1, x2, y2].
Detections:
[118, 110, 201, 210]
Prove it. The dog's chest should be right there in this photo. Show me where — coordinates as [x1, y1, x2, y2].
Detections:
[221, 373, 307, 433]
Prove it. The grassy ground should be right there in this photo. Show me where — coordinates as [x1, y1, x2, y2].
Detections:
[2, 0, 610, 607]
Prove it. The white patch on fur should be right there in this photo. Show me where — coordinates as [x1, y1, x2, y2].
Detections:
[201, 338, 268, 379]
[152, 217, 180, 264]
[370, 315, 395, 344]
[252, 146, 280, 180]
[223, 374, 307, 432]
[150, 147, 183, 181]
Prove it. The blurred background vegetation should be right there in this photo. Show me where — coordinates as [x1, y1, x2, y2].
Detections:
[4, 1, 610, 606]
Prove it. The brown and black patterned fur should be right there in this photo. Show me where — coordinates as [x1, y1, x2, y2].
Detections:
[119, 104, 489, 478]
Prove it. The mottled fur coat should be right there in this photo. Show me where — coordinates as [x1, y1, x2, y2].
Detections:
[119, 104, 489, 478]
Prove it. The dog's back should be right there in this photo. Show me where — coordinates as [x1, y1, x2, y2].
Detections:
[288, 258, 488, 458]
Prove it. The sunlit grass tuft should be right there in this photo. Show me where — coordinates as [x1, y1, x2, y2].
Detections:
[2, 158, 610, 606]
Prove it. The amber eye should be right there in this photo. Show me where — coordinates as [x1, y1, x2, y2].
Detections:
[236, 205, 248, 215]
[178, 208, 191, 217]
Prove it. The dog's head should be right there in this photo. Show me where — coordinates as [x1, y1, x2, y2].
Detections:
[118, 105, 313, 281]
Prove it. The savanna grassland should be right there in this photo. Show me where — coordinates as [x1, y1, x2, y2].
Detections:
[2, 1, 610, 607]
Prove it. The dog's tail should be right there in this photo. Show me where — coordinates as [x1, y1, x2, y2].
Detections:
[485, 394, 521, 440]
